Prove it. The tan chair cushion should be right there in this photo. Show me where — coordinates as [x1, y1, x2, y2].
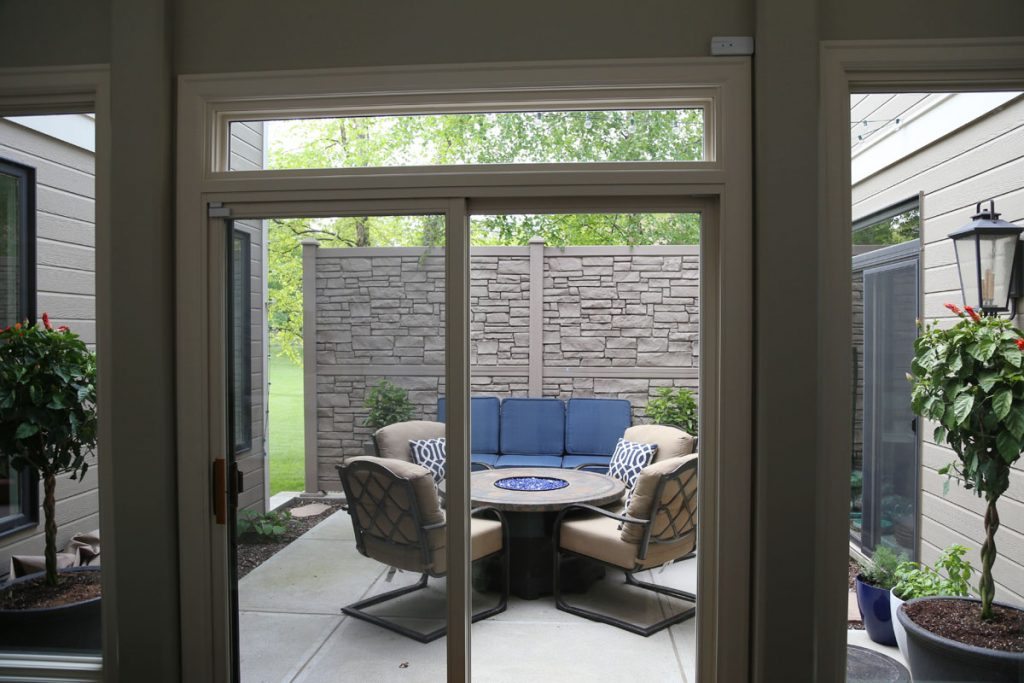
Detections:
[560, 513, 695, 571]
[343, 456, 502, 575]
[373, 421, 446, 462]
[623, 424, 695, 463]
[621, 454, 698, 545]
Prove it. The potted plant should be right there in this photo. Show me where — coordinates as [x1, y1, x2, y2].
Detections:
[906, 304, 1024, 681]
[890, 544, 973, 661]
[0, 316, 99, 649]
[854, 545, 904, 645]
[644, 386, 698, 441]
[363, 380, 414, 455]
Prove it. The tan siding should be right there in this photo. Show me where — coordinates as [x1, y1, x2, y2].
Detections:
[854, 96, 1024, 601]
[0, 119, 99, 577]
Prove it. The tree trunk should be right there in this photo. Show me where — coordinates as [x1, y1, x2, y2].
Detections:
[979, 496, 999, 620]
[355, 218, 370, 247]
[43, 472, 58, 587]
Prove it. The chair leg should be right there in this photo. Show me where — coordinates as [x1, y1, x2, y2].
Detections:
[554, 549, 697, 637]
[342, 548, 510, 644]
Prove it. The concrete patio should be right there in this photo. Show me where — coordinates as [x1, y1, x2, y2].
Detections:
[238, 509, 904, 682]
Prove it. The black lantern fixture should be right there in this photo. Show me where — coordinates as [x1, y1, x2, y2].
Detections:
[949, 200, 1024, 317]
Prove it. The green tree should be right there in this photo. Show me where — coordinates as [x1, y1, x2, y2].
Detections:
[265, 109, 705, 360]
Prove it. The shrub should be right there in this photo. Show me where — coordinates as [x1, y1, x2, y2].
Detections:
[0, 316, 97, 587]
[858, 546, 905, 590]
[644, 387, 698, 436]
[892, 544, 974, 600]
[363, 380, 414, 431]
[237, 509, 292, 542]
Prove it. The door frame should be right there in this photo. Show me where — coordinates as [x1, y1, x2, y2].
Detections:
[817, 37, 1024, 680]
[176, 58, 753, 682]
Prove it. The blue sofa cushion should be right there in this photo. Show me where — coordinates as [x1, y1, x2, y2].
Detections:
[565, 398, 632, 457]
[561, 454, 612, 474]
[437, 396, 501, 455]
[494, 454, 564, 469]
[472, 453, 499, 467]
[500, 398, 565, 455]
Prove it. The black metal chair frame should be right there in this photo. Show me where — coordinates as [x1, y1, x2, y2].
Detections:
[553, 458, 698, 637]
[337, 459, 510, 643]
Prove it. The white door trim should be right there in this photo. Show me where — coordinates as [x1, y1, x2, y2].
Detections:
[176, 57, 752, 682]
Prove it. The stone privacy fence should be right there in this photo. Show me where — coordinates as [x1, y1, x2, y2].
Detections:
[302, 240, 700, 491]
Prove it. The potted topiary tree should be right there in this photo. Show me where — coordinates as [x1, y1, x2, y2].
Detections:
[906, 304, 1024, 681]
[0, 316, 99, 649]
[362, 380, 414, 455]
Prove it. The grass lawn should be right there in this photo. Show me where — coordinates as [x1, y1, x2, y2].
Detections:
[268, 349, 305, 495]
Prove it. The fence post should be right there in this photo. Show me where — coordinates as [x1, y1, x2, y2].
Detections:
[528, 237, 545, 396]
[301, 239, 320, 493]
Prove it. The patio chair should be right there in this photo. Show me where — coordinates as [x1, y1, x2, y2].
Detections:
[371, 420, 494, 471]
[553, 454, 698, 636]
[336, 456, 509, 643]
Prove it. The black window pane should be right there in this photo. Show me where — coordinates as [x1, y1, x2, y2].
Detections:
[232, 230, 253, 452]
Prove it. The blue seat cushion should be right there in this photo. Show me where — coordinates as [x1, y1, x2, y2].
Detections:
[561, 454, 611, 474]
[500, 398, 565, 455]
[471, 453, 500, 467]
[494, 454, 564, 469]
[437, 396, 501, 455]
[565, 398, 632, 457]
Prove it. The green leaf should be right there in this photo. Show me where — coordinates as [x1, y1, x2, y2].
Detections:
[15, 422, 39, 439]
[978, 371, 999, 393]
[947, 352, 964, 375]
[933, 425, 947, 445]
[1006, 406, 1024, 440]
[1004, 345, 1023, 368]
[953, 393, 975, 425]
[997, 431, 1022, 464]
[993, 387, 1013, 420]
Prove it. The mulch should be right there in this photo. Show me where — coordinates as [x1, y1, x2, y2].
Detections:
[904, 599, 1024, 653]
[0, 570, 102, 610]
[848, 558, 865, 630]
[236, 498, 345, 579]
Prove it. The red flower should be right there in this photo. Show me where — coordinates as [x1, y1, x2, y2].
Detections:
[58, 325, 70, 333]
[945, 303, 963, 316]
[14, 322, 21, 331]
[42, 312, 52, 331]
[964, 305, 982, 322]
[1016, 339, 1024, 351]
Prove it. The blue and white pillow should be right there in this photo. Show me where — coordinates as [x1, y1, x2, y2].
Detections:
[410, 438, 446, 485]
[608, 438, 657, 489]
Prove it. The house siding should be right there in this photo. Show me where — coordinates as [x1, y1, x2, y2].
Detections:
[0, 117, 99, 576]
[852, 93, 1024, 607]
[228, 121, 267, 515]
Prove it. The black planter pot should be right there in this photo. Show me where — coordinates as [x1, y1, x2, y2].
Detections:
[855, 574, 896, 646]
[0, 565, 101, 651]
[897, 596, 1024, 683]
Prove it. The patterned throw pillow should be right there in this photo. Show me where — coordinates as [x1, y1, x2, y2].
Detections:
[608, 438, 657, 489]
[410, 438, 446, 485]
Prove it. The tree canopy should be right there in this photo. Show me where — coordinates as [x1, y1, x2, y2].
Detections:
[262, 109, 705, 361]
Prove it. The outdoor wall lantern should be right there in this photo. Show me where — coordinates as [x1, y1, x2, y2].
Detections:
[949, 200, 1024, 317]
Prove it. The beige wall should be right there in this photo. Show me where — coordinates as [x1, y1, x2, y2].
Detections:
[0, 119, 99, 578]
[0, 1, 1021, 680]
[854, 94, 1024, 607]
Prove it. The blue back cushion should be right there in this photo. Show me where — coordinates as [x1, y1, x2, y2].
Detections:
[437, 396, 501, 455]
[500, 398, 565, 455]
[565, 398, 632, 457]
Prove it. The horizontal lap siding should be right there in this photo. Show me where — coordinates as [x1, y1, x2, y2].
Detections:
[229, 122, 267, 515]
[854, 96, 1024, 607]
[0, 120, 99, 578]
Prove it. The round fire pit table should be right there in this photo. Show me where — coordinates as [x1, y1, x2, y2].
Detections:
[440, 467, 625, 599]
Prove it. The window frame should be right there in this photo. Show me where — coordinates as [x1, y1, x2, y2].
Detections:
[0, 155, 39, 538]
[229, 227, 253, 455]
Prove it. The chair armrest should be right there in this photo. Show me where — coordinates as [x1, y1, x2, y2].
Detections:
[471, 462, 495, 471]
[572, 462, 609, 472]
[553, 503, 648, 528]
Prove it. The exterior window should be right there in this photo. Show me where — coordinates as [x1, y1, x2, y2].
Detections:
[231, 229, 253, 453]
[852, 204, 920, 246]
[0, 157, 38, 535]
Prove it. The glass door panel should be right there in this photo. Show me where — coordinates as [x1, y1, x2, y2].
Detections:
[228, 213, 454, 682]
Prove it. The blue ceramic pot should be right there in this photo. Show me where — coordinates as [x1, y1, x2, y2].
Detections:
[855, 574, 896, 646]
